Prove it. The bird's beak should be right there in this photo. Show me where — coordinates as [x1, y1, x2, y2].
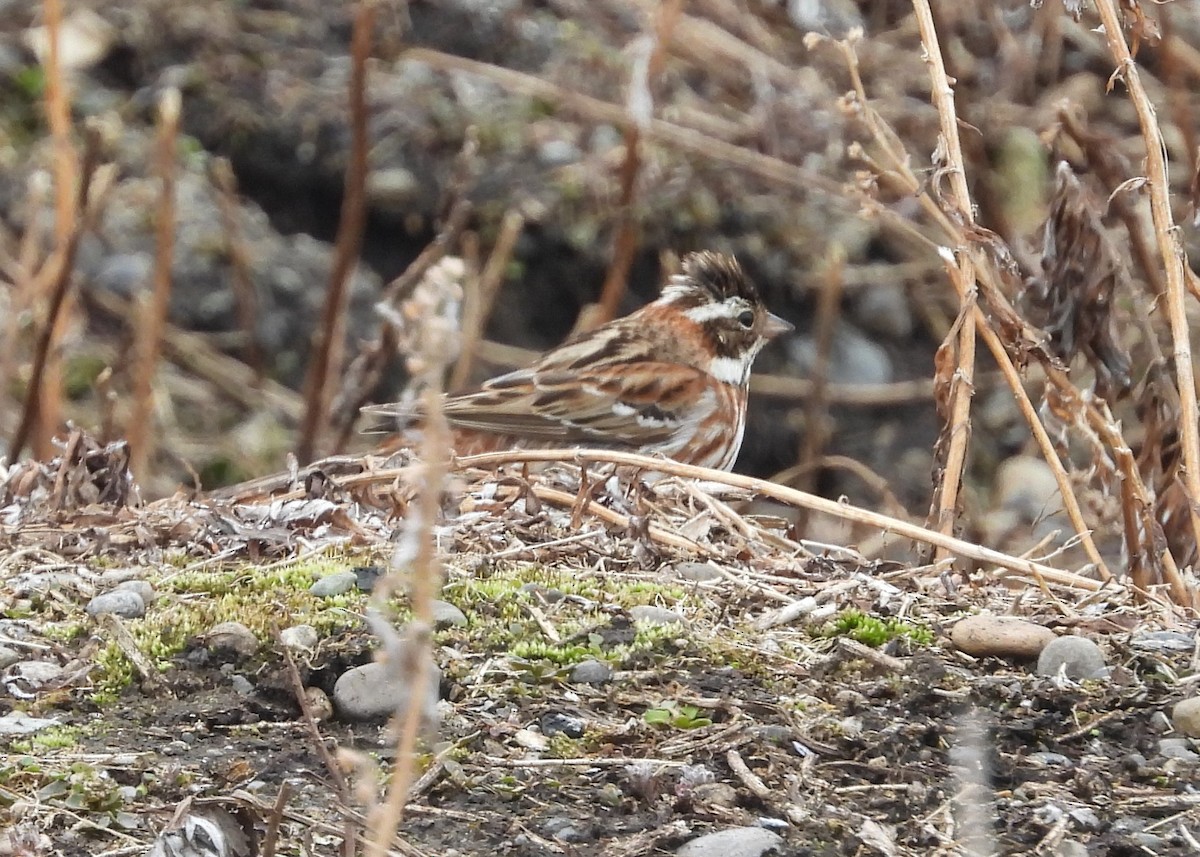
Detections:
[762, 312, 793, 340]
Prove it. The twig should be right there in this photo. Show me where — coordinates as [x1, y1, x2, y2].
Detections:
[449, 209, 524, 390]
[260, 781, 291, 857]
[794, 246, 844, 521]
[9, 139, 101, 460]
[36, 0, 77, 460]
[128, 88, 180, 484]
[450, 449, 1105, 590]
[912, 0, 978, 557]
[1093, 0, 1200, 567]
[210, 158, 265, 379]
[297, 3, 374, 464]
[596, 0, 683, 324]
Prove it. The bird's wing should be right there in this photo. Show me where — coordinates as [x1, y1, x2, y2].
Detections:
[441, 361, 714, 446]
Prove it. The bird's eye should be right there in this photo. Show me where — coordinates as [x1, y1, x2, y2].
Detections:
[737, 309, 755, 329]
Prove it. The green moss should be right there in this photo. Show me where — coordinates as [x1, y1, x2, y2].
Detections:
[63, 354, 108, 400]
[8, 725, 82, 754]
[819, 609, 933, 648]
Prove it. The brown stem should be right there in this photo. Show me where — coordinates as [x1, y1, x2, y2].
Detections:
[297, 3, 374, 464]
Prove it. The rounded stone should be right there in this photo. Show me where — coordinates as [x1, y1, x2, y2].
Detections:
[951, 615, 1055, 659]
[85, 589, 146, 619]
[333, 659, 442, 722]
[200, 621, 259, 658]
[1036, 636, 1108, 680]
[671, 562, 724, 583]
[310, 571, 358, 598]
[114, 579, 156, 606]
[569, 659, 612, 685]
[430, 600, 468, 628]
[676, 827, 784, 857]
[1171, 697, 1200, 738]
[629, 605, 686, 627]
[280, 624, 319, 652]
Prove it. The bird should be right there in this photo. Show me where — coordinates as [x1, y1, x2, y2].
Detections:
[364, 251, 793, 471]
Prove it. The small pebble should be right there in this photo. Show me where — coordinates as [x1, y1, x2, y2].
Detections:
[514, 728, 549, 752]
[310, 571, 358, 597]
[950, 615, 1054, 659]
[1171, 697, 1200, 738]
[1055, 841, 1089, 857]
[569, 659, 612, 685]
[431, 600, 468, 628]
[200, 622, 259, 659]
[280, 624, 319, 652]
[1158, 737, 1199, 761]
[690, 783, 738, 808]
[1036, 636, 1108, 680]
[0, 646, 20, 670]
[85, 590, 146, 619]
[671, 562, 724, 583]
[541, 711, 585, 738]
[304, 686, 333, 722]
[629, 605, 685, 627]
[0, 711, 62, 737]
[333, 659, 441, 722]
[675, 826, 784, 857]
[113, 579, 155, 605]
[352, 565, 383, 592]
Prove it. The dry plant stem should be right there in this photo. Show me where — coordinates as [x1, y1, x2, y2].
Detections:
[297, 2, 374, 465]
[450, 209, 524, 390]
[444, 448, 1104, 591]
[911, 0, 978, 555]
[0, 178, 48, 428]
[596, 0, 683, 323]
[210, 159, 264, 379]
[9, 147, 99, 460]
[128, 89, 180, 484]
[38, 0, 77, 460]
[365, 385, 447, 857]
[834, 35, 1113, 582]
[1094, 0, 1200, 558]
[794, 248, 843, 517]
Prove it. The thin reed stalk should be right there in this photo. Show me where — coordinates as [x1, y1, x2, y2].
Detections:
[297, 3, 374, 464]
[128, 89, 180, 484]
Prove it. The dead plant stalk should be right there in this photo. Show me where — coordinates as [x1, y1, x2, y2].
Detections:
[832, 33, 1114, 582]
[297, 3, 374, 464]
[37, 0, 76, 459]
[129, 89, 180, 483]
[911, 0, 978, 555]
[1092, 0, 1200, 566]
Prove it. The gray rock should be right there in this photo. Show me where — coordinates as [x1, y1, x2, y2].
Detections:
[852, 282, 913, 340]
[430, 600, 468, 628]
[676, 827, 784, 857]
[690, 782, 738, 808]
[0, 711, 62, 737]
[541, 815, 592, 843]
[1054, 841, 1089, 857]
[310, 571, 358, 598]
[1172, 697, 1200, 738]
[671, 562, 724, 583]
[333, 659, 442, 722]
[629, 605, 686, 627]
[569, 659, 612, 685]
[1131, 631, 1195, 652]
[1158, 738, 1199, 761]
[788, 323, 893, 386]
[540, 712, 585, 738]
[280, 624, 319, 652]
[200, 622, 259, 658]
[85, 589, 146, 619]
[0, 646, 20, 670]
[1067, 806, 1101, 831]
[1036, 636, 1108, 680]
[114, 579, 155, 606]
[3, 660, 65, 697]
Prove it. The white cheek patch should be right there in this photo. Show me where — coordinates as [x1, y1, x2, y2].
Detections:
[708, 354, 752, 385]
